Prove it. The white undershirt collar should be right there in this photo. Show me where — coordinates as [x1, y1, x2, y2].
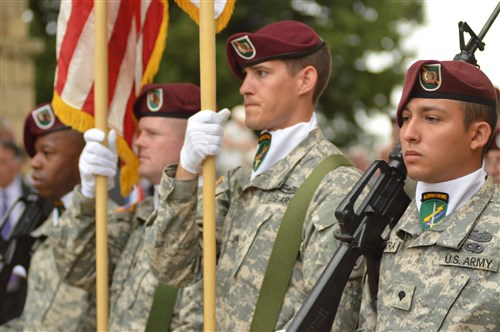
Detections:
[251, 113, 318, 180]
[416, 168, 487, 215]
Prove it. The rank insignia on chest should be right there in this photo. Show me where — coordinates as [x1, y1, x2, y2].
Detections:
[419, 192, 448, 231]
[468, 229, 493, 243]
[253, 132, 272, 171]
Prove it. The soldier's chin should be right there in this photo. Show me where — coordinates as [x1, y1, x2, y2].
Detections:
[35, 188, 52, 201]
[32, 185, 50, 199]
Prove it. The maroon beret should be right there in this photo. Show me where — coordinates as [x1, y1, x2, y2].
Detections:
[396, 60, 497, 127]
[23, 103, 70, 157]
[133, 83, 201, 119]
[226, 20, 325, 79]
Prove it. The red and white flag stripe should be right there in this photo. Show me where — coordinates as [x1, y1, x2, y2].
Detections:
[52, 0, 168, 195]
[52, 0, 234, 195]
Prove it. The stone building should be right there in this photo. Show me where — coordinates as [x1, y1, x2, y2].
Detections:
[1, 0, 44, 145]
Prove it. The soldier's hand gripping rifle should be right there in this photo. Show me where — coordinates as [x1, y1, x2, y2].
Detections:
[287, 144, 411, 332]
[0, 193, 52, 306]
[288, 4, 499, 331]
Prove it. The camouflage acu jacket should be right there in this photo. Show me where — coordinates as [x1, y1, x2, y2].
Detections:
[359, 177, 499, 331]
[51, 187, 203, 331]
[147, 128, 365, 331]
[4, 210, 96, 332]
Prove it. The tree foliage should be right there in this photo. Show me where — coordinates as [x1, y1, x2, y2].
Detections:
[30, 0, 424, 148]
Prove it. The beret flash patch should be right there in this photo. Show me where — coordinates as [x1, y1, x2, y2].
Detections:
[147, 88, 163, 112]
[419, 64, 442, 91]
[231, 35, 256, 60]
[32, 104, 56, 129]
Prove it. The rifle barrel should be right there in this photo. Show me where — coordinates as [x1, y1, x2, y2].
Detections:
[478, 2, 500, 40]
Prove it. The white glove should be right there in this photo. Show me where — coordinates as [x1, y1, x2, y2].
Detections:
[180, 108, 231, 174]
[79, 129, 118, 198]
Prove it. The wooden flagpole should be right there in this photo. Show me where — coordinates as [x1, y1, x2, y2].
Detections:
[94, 1, 109, 331]
[200, 1, 217, 331]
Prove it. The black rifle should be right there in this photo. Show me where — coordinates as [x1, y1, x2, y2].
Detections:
[288, 4, 500, 330]
[0, 193, 52, 317]
[453, 1, 500, 66]
[287, 143, 410, 332]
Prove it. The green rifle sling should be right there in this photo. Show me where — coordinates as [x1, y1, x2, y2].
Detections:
[145, 283, 179, 332]
[249, 154, 352, 332]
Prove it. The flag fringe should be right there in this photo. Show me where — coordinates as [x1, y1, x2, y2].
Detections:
[52, 91, 139, 197]
[142, 0, 169, 86]
[52, 92, 95, 132]
[216, 0, 235, 32]
[116, 136, 140, 197]
[174, 0, 236, 33]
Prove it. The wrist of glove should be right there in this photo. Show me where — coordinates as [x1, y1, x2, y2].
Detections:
[79, 129, 118, 198]
[180, 108, 231, 174]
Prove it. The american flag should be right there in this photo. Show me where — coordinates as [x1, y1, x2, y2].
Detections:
[52, 0, 168, 196]
[51, 0, 234, 196]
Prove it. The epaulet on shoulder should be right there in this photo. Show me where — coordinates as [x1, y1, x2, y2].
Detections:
[115, 202, 138, 214]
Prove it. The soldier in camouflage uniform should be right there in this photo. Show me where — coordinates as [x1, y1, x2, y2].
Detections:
[358, 60, 499, 331]
[50, 84, 204, 331]
[1, 104, 94, 331]
[146, 21, 365, 331]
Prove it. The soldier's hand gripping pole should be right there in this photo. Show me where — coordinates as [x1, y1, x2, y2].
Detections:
[453, 1, 500, 65]
[287, 143, 411, 332]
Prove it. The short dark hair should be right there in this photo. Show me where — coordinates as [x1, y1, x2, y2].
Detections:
[459, 101, 497, 153]
[283, 44, 332, 106]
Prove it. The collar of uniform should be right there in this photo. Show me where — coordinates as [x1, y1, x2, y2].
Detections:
[135, 196, 155, 224]
[395, 202, 456, 248]
[396, 177, 494, 249]
[434, 177, 494, 249]
[395, 202, 424, 240]
[60, 191, 73, 210]
[244, 128, 323, 191]
[30, 210, 55, 238]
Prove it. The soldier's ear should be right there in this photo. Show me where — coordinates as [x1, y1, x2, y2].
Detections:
[297, 65, 317, 97]
[469, 121, 491, 151]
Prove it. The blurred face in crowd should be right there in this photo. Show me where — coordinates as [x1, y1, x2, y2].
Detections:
[484, 149, 500, 184]
[0, 145, 23, 188]
[400, 98, 485, 183]
[239, 60, 312, 131]
[135, 117, 187, 185]
[30, 130, 84, 201]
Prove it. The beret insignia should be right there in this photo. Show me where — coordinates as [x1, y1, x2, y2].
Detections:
[147, 88, 163, 112]
[231, 35, 256, 60]
[32, 104, 56, 129]
[419, 64, 442, 91]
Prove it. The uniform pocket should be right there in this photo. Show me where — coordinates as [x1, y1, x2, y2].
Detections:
[231, 210, 274, 278]
[386, 268, 469, 331]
